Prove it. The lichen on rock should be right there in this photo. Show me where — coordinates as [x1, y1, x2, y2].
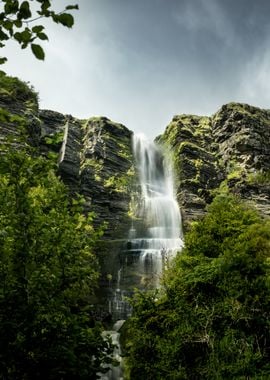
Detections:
[159, 102, 270, 225]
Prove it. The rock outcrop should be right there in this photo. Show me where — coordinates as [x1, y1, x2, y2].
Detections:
[0, 72, 135, 239]
[1, 72, 269, 231]
[40, 114, 135, 237]
[157, 115, 221, 222]
[159, 102, 270, 224]
[0, 71, 40, 147]
[212, 103, 270, 217]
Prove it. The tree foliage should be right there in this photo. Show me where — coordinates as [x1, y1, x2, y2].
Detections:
[0, 147, 114, 379]
[124, 195, 270, 379]
[0, 69, 38, 105]
[0, 0, 78, 63]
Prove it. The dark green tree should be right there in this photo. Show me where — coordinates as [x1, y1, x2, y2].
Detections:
[0, 0, 78, 63]
[0, 148, 114, 379]
[124, 195, 270, 379]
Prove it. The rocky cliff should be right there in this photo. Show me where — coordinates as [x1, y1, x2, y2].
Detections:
[40, 111, 135, 237]
[159, 102, 270, 225]
[1, 72, 269, 233]
[0, 72, 135, 239]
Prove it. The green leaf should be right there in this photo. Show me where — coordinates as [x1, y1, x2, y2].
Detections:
[65, 5, 79, 10]
[2, 20, 13, 31]
[57, 13, 74, 28]
[0, 57, 7, 64]
[31, 44, 45, 60]
[20, 28, 32, 43]
[32, 25, 44, 33]
[18, 1, 32, 19]
[14, 19, 22, 28]
[14, 32, 22, 43]
[4, 0, 19, 15]
[41, 0, 51, 13]
[37, 32, 48, 41]
[0, 28, 9, 41]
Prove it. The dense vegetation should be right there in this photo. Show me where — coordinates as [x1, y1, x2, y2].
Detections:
[0, 70, 115, 378]
[1, 71, 270, 379]
[0, 146, 116, 379]
[124, 195, 270, 379]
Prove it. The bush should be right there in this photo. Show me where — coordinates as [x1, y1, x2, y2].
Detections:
[0, 148, 114, 379]
[0, 70, 38, 105]
[125, 195, 270, 379]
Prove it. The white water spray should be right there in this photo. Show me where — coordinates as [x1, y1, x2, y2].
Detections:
[128, 134, 184, 284]
[107, 134, 183, 320]
[101, 134, 184, 379]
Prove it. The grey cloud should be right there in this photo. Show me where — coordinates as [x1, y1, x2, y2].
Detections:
[173, 0, 235, 46]
[3, 0, 270, 139]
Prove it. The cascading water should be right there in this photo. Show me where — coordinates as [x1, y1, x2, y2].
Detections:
[108, 134, 184, 320]
[101, 134, 184, 379]
[128, 134, 184, 284]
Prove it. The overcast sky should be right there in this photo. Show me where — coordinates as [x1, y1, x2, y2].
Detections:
[3, 0, 270, 138]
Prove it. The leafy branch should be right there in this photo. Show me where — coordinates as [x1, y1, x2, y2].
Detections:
[0, 0, 78, 62]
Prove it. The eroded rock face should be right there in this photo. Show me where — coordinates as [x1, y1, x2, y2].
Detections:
[212, 103, 270, 217]
[157, 114, 222, 223]
[212, 103, 270, 172]
[0, 72, 134, 239]
[1, 72, 269, 230]
[39, 113, 135, 238]
[78, 117, 134, 236]
[159, 103, 270, 224]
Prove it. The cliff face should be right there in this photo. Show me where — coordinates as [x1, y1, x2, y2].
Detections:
[0, 73, 134, 239]
[213, 103, 270, 216]
[157, 115, 220, 222]
[41, 114, 135, 237]
[1, 72, 269, 232]
[159, 102, 270, 224]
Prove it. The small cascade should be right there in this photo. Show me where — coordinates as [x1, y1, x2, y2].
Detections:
[98, 320, 125, 380]
[108, 134, 183, 320]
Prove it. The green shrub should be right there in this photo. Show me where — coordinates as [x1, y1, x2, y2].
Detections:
[0, 148, 114, 379]
[125, 195, 270, 379]
[0, 71, 38, 107]
[247, 171, 270, 185]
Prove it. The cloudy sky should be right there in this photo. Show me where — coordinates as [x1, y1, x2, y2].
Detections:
[3, 0, 270, 138]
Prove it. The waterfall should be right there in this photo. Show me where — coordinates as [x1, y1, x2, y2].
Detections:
[98, 320, 125, 380]
[127, 134, 184, 284]
[58, 120, 69, 165]
[106, 134, 183, 320]
[101, 134, 183, 379]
